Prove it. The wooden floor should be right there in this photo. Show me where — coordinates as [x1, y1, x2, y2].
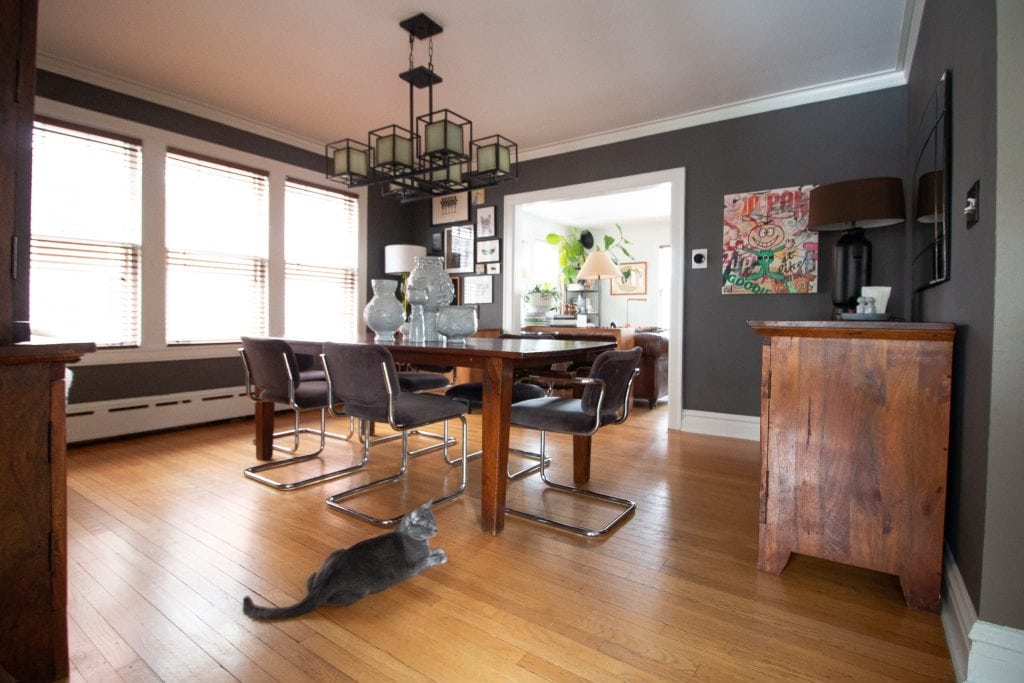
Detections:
[65, 407, 954, 681]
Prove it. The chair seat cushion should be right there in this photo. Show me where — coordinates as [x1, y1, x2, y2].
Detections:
[299, 369, 326, 383]
[259, 380, 329, 409]
[397, 372, 451, 392]
[345, 391, 466, 428]
[446, 381, 545, 408]
[510, 396, 600, 434]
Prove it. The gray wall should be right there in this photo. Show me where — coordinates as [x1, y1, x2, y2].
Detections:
[370, 88, 908, 417]
[907, 0, 1022, 630]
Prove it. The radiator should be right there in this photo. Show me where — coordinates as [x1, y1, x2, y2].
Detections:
[66, 386, 254, 443]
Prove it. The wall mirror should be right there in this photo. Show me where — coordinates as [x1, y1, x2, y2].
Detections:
[911, 70, 952, 291]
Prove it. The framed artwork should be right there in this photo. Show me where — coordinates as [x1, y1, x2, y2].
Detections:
[432, 191, 469, 225]
[462, 275, 492, 304]
[450, 277, 461, 305]
[476, 238, 500, 263]
[722, 185, 817, 295]
[443, 224, 474, 273]
[430, 230, 443, 255]
[610, 261, 648, 295]
[485, 262, 501, 275]
[470, 188, 486, 205]
[475, 205, 496, 237]
[475, 264, 485, 274]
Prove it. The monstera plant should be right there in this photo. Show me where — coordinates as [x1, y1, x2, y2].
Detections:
[545, 225, 634, 289]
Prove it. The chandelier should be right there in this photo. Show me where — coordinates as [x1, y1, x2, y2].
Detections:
[325, 13, 518, 203]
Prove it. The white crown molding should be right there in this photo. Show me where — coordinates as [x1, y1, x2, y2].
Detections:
[36, 53, 325, 154]
[519, 70, 908, 162]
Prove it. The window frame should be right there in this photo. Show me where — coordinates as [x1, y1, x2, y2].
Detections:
[33, 98, 368, 366]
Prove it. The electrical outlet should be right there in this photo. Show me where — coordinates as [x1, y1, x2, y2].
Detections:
[691, 248, 708, 269]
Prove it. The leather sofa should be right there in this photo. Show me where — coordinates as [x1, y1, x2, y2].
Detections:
[633, 331, 669, 408]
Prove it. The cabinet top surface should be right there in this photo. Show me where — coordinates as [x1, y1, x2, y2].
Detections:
[747, 320, 955, 342]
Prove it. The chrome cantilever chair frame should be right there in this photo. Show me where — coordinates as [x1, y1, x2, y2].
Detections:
[239, 342, 359, 491]
[505, 354, 641, 537]
[321, 345, 468, 527]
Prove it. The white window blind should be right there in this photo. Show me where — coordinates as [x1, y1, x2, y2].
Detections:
[284, 179, 359, 340]
[29, 120, 142, 346]
[165, 151, 268, 344]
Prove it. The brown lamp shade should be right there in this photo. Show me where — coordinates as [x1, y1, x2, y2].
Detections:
[915, 170, 944, 223]
[808, 177, 906, 231]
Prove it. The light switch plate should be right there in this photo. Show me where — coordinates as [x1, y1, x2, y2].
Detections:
[691, 248, 708, 269]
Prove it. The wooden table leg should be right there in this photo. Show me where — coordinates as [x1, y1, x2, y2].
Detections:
[572, 434, 592, 485]
[480, 358, 513, 534]
[254, 400, 274, 461]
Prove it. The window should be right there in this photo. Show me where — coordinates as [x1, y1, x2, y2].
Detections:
[30, 121, 142, 346]
[283, 180, 359, 339]
[165, 151, 269, 343]
[658, 244, 672, 329]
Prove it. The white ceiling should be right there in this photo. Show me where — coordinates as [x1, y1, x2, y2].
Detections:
[36, 0, 919, 158]
[522, 183, 672, 229]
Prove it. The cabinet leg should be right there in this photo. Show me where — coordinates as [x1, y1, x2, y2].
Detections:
[757, 533, 791, 574]
[899, 571, 941, 612]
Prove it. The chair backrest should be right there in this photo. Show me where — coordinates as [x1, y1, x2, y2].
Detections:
[241, 336, 300, 401]
[581, 347, 643, 419]
[321, 342, 400, 416]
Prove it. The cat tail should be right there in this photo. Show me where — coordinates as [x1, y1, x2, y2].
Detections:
[242, 593, 319, 621]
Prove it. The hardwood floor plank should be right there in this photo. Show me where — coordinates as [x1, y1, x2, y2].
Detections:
[63, 409, 954, 681]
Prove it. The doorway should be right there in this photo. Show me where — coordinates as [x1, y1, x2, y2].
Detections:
[502, 169, 686, 430]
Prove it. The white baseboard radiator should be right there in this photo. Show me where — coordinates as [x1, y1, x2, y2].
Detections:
[66, 386, 254, 443]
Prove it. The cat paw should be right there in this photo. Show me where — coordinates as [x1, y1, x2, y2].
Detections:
[429, 549, 448, 565]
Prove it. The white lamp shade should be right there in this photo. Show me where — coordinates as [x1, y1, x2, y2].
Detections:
[577, 250, 622, 280]
[385, 244, 427, 274]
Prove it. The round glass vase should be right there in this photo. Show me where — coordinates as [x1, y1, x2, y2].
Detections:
[363, 279, 405, 342]
[436, 305, 478, 344]
[406, 256, 454, 342]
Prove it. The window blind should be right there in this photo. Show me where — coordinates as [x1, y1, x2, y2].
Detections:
[165, 151, 269, 343]
[29, 120, 142, 346]
[284, 180, 359, 339]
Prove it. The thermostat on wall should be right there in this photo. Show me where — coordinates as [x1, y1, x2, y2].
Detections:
[691, 248, 708, 269]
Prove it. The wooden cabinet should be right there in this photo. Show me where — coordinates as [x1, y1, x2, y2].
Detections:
[521, 325, 635, 349]
[1, 342, 94, 681]
[748, 321, 954, 612]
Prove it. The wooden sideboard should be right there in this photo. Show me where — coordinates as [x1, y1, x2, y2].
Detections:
[1, 340, 94, 680]
[521, 325, 635, 349]
[748, 320, 955, 612]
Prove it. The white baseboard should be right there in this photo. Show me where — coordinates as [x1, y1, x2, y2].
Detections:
[942, 544, 1024, 682]
[679, 409, 759, 441]
[67, 386, 253, 443]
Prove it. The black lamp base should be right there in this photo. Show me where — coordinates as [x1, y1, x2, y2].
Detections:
[832, 227, 872, 311]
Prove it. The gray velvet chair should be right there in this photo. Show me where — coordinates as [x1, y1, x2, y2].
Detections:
[239, 337, 358, 490]
[505, 347, 642, 537]
[320, 342, 469, 526]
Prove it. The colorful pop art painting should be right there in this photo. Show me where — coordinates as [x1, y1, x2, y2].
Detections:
[722, 185, 818, 295]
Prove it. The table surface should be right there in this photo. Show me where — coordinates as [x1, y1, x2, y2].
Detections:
[260, 335, 617, 534]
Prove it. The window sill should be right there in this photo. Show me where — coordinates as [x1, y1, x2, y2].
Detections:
[72, 343, 240, 367]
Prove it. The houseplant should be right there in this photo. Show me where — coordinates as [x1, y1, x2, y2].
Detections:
[545, 225, 635, 296]
[522, 282, 560, 315]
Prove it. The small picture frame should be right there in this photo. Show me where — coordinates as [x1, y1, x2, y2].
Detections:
[475, 264, 486, 274]
[462, 275, 493, 304]
[443, 225, 475, 273]
[476, 238, 500, 263]
[432, 191, 469, 225]
[430, 231, 443, 255]
[475, 205, 496, 238]
[485, 262, 501, 275]
[610, 260, 648, 296]
[450, 277, 461, 305]
[470, 188, 486, 205]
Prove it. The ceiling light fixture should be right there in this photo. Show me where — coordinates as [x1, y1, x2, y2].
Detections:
[326, 13, 518, 203]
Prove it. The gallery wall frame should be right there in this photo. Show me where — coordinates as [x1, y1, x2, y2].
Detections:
[476, 205, 496, 237]
[432, 191, 469, 225]
[610, 260, 648, 295]
[462, 275, 493, 304]
[444, 224, 475, 273]
[476, 237, 500, 263]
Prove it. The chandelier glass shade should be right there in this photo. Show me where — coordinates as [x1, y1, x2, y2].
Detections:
[326, 13, 518, 203]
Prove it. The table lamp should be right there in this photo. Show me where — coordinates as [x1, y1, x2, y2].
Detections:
[384, 244, 427, 310]
[808, 177, 904, 312]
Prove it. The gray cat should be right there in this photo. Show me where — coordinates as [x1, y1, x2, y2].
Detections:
[242, 503, 446, 620]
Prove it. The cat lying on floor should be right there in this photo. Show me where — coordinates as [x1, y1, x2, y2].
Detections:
[242, 503, 446, 620]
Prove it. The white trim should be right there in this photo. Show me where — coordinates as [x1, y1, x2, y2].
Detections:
[944, 545, 977, 682]
[679, 409, 760, 441]
[37, 54, 324, 154]
[967, 621, 1024, 683]
[501, 169, 685, 430]
[518, 71, 906, 162]
[942, 544, 1024, 682]
[66, 386, 253, 443]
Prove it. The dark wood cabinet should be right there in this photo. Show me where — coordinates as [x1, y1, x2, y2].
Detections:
[748, 321, 955, 612]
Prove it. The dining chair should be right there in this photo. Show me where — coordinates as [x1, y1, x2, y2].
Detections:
[239, 337, 359, 490]
[505, 347, 642, 537]
[320, 342, 469, 526]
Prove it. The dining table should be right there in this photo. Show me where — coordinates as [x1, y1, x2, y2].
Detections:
[251, 335, 617, 534]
